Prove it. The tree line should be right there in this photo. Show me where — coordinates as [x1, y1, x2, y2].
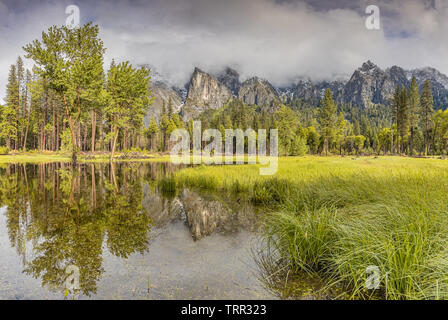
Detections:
[0, 23, 151, 162]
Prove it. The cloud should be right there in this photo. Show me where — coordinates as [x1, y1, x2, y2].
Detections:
[0, 0, 448, 103]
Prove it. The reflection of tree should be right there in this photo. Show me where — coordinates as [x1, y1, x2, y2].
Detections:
[104, 163, 152, 258]
[0, 162, 156, 296]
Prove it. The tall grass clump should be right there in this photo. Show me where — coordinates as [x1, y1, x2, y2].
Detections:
[267, 169, 448, 299]
[158, 175, 177, 197]
[252, 177, 294, 205]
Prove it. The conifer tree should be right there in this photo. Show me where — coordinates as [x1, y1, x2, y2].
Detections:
[420, 80, 434, 155]
[408, 77, 420, 156]
[319, 89, 337, 156]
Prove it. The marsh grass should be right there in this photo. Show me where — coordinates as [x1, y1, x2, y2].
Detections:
[158, 175, 177, 198]
[175, 156, 448, 299]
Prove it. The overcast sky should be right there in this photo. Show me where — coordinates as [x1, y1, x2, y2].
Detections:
[0, 0, 447, 102]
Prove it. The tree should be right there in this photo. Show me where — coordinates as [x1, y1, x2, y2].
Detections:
[24, 23, 105, 163]
[397, 85, 409, 154]
[1, 65, 19, 149]
[335, 112, 347, 155]
[147, 118, 159, 151]
[306, 126, 320, 154]
[420, 80, 434, 155]
[290, 134, 308, 156]
[354, 135, 366, 155]
[275, 105, 299, 156]
[105, 61, 151, 161]
[159, 113, 170, 151]
[408, 77, 420, 156]
[378, 127, 392, 155]
[319, 89, 337, 155]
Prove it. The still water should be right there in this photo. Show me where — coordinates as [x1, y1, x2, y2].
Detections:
[0, 162, 276, 300]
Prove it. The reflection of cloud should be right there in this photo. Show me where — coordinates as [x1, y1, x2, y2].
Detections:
[1, 0, 448, 103]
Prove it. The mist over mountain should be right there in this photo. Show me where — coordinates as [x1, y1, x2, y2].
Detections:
[147, 60, 448, 124]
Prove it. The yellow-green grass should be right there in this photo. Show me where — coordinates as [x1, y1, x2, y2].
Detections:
[0, 152, 170, 163]
[175, 156, 448, 300]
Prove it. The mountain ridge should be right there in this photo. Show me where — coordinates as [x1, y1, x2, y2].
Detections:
[146, 61, 448, 126]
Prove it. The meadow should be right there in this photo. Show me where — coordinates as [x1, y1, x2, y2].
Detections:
[174, 156, 448, 299]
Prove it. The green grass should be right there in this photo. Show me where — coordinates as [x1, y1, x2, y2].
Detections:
[0, 151, 170, 163]
[175, 156, 448, 299]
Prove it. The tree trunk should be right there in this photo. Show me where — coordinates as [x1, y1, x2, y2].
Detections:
[99, 113, 104, 151]
[52, 102, 56, 151]
[110, 129, 119, 162]
[91, 110, 96, 153]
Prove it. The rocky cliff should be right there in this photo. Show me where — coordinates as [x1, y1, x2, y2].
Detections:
[181, 68, 233, 120]
[217, 67, 241, 96]
[144, 81, 183, 127]
[238, 77, 280, 107]
[343, 60, 395, 108]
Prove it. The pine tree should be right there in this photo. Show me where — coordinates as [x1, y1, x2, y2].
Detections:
[408, 77, 420, 156]
[397, 85, 409, 154]
[319, 89, 337, 156]
[1, 65, 19, 149]
[392, 86, 400, 153]
[420, 80, 434, 155]
[335, 112, 347, 155]
[147, 118, 159, 151]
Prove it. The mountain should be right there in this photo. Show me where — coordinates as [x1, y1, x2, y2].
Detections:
[386, 66, 409, 89]
[144, 81, 183, 127]
[181, 67, 233, 120]
[238, 77, 280, 107]
[343, 60, 395, 108]
[284, 79, 345, 105]
[143, 61, 448, 126]
[406, 67, 448, 109]
[217, 67, 241, 96]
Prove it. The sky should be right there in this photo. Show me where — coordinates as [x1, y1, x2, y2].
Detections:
[0, 0, 448, 103]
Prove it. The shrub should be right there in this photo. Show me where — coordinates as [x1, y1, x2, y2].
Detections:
[0, 146, 9, 155]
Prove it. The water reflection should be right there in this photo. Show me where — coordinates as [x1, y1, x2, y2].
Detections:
[0, 162, 271, 299]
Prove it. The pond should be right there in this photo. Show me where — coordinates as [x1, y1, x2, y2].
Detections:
[0, 162, 280, 300]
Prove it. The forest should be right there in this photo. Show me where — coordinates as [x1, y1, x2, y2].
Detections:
[1, 23, 447, 162]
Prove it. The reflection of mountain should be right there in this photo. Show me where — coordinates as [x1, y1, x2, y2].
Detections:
[180, 189, 259, 241]
[142, 183, 183, 226]
[181, 189, 230, 240]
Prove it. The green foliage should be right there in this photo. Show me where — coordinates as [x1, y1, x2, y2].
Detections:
[0, 147, 10, 155]
[105, 61, 151, 158]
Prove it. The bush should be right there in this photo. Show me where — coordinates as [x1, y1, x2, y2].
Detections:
[0, 146, 9, 155]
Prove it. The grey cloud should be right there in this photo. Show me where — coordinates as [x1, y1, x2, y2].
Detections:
[0, 0, 447, 103]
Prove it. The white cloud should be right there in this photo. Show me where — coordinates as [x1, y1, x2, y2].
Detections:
[0, 0, 448, 103]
